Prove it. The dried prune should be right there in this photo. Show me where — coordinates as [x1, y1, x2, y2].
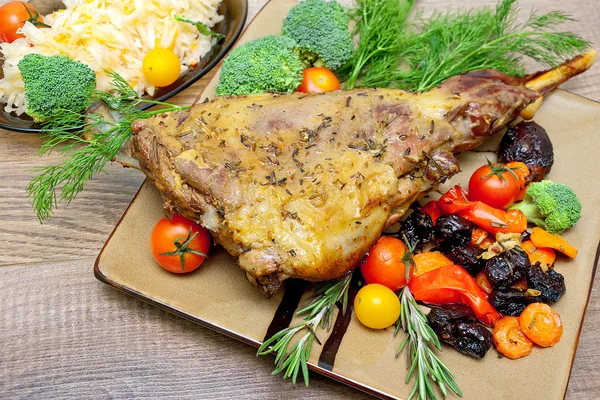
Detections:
[485, 246, 530, 288]
[427, 304, 493, 358]
[447, 246, 485, 276]
[434, 214, 474, 251]
[489, 288, 543, 316]
[520, 230, 531, 243]
[399, 210, 434, 248]
[527, 263, 566, 303]
[498, 121, 554, 182]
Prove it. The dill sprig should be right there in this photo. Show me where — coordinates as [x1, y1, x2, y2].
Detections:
[257, 272, 352, 386]
[395, 287, 462, 400]
[342, 0, 590, 91]
[27, 71, 189, 222]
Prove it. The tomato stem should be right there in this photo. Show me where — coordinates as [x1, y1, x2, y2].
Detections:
[160, 227, 208, 271]
[21, 3, 50, 28]
[482, 158, 519, 184]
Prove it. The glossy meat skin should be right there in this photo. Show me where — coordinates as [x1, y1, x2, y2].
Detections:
[130, 70, 539, 296]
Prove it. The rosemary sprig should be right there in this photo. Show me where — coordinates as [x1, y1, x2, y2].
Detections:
[257, 272, 352, 386]
[342, 0, 590, 91]
[395, 287, 462, 400]
[27, 71, 189, 222]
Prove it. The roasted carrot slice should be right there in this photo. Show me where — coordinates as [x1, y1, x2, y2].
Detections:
[493, 316, 533, 359]
[475, 271, 494, 295]
[519, 303, 563, 347]
[413, 251, 453, 276]
[530, 227, 578, 258]
[521, 240, 556, 268]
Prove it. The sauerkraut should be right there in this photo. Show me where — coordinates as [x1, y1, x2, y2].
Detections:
[0, 0, 223, 116]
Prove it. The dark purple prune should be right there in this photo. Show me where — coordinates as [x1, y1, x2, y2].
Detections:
[498, 121, 554, 182]
[427, 304, 493, 359]
[520, 230, 531, 243]
[447, 246, 485, 276]
[484, 246, 530, 288]
[453, 322, 494, 359]
[399, 210, 434, 248]
[489, 288, 543, 316]
[526, 263, 566, 303]
[434, 214, 474, 251]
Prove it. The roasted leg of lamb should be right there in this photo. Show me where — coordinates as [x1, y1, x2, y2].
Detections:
[129, 52, 596, 297]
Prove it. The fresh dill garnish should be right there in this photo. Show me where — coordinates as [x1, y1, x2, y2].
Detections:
[27, 71, 189, 222]
[257, 272, 353, 386]
[341, 0, 590, 91]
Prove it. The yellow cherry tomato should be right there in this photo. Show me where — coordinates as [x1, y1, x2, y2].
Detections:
[142, 48, 181, 87]
[354, 284, 401, 329]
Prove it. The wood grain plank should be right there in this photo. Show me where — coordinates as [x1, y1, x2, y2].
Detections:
[0, 259, 371, 400]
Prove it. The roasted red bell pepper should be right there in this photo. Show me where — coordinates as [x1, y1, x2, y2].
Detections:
[408, 264, 501, 327]
[420, 200, 443, 224]
[438, 185, 527, 235]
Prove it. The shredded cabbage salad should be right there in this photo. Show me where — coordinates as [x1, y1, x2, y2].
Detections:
[0, 0, 223, 116]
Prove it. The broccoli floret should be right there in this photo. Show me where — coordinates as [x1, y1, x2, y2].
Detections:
[18, 54, 96, 123]
[281, 0, 353, 71]
[215, 35, 304, 96]
[509, 180, 582, 234]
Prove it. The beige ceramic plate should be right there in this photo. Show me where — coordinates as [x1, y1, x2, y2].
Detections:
[95, 0, 600, 399]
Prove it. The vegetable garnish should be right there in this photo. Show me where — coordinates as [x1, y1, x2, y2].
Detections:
[175, 14, 224, 39]
[408, 264, 501, 327]
[439, 185, 528, 235]
[341, 0, 589, 90]
[257, 272, 353, 386]
[281, 0, 353, 71]
[509, 180, 582, 234]
[18, 54, 96, 123]
[395, 287, 462, 400]
[0, 1, 49, 43]
[354, 284, 400, 330]
[27, 71, 190, 222]
[150, 214, 210, 273]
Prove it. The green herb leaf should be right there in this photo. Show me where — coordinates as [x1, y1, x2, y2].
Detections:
[257, 272, 353, 386]
[175, 14, 224, 39]
[396, 287, 462, 400]
[342, 0, 590, 91]
[27, 70, 189, 222]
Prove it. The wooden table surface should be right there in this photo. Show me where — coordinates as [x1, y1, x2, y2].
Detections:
[1, 0, 600, 399]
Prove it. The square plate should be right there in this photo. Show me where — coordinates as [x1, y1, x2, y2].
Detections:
[95, 0, 600, 398]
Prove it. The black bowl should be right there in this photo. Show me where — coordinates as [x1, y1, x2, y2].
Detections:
[0, 0, 247, 133]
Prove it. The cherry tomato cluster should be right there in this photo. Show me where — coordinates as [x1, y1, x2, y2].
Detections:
[354, 237, 413, 329]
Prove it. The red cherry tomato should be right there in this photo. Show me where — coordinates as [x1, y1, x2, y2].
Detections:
[360, 236, 414, 291]
[0, 2, 48, 43]
[468, 161, 521, 209]
[150, 214, 210, 274]
[297, 67, 340, 93]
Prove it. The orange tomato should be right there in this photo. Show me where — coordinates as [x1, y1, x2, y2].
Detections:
[361, 236, 413, 291]
[297, 67, 340, 93]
